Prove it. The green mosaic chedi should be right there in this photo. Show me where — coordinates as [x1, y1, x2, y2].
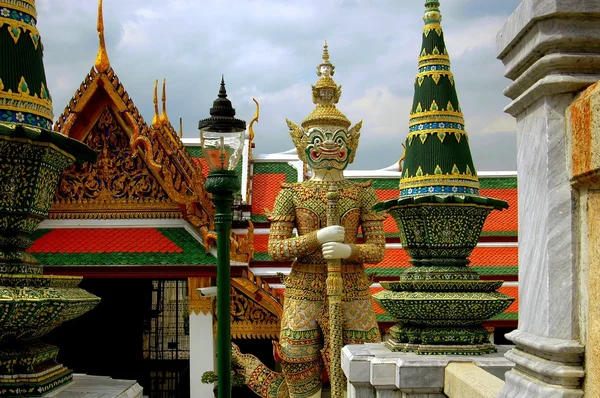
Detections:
[373, 0, 513, 355]
[0, 0, 99, 394]
[400, 0, 478, 197]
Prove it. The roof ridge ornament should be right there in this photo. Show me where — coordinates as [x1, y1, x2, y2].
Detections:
[94, 0, 110, 73]
[152, 79, 160, 128]
[160, 78, 169, 126]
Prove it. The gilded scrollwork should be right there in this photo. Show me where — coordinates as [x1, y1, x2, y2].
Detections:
[52, 107, 175, 218]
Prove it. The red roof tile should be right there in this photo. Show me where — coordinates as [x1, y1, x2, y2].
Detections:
[498, 286, 518, 313]
[251, 173, 287, 216]
[29, 228, 183, 254]
[480, 188, 518, 233]
[254, 234, 269, 253]
[469, 246, 518, 266]
[375, 189, 401, 233]
[364, 246, 517, 272]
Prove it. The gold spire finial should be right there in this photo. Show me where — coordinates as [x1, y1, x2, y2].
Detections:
[152, 79, 160, 128]
[316, 40, 334, 78]
[179, 117, 183, 138]
[323, 40, 329, 63]
[160, 78, 169, 126]
[94, 0, 110, 73]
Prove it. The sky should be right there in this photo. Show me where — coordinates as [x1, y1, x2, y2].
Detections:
[37, 0, 521, 171]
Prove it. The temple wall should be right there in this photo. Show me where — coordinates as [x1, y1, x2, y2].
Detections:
[565, 81, 600, 397]
[586, 190, 600, 396]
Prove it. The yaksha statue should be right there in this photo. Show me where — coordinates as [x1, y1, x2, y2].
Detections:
[267, 43, 386, 398]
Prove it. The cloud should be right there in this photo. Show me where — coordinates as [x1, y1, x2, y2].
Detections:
[479, 115, 517, 135]
[35, 0, 520, 171]
[443, 15, 508, 59]
[344, 86, 412, 136]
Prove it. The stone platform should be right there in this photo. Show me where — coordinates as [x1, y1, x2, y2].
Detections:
[342, 343, 514, 397]
[45, 374, 142, 398]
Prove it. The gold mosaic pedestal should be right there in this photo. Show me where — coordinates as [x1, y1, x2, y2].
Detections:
[373, 198, 513, 355]
[386, 325, 496, 355]
[0, 127, 100, 395]
[0, 341, 73, 397]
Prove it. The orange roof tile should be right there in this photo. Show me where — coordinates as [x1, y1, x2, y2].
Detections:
[30, 228, 182, 254]
[254, 234, 269, 253]
[480, 188, 518, 234]
[251, 173, 287, 216]
[498, 286, 518, 313]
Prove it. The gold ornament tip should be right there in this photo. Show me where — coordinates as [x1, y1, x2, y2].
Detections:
[94, 0, 110, 73]
[160, 78, 169, 125]
[152, 79, 160, 128]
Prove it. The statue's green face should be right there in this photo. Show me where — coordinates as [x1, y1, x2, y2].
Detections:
[305, 126, 351, 171]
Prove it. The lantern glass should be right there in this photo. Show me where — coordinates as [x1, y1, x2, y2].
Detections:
[200, 129, 244, 171]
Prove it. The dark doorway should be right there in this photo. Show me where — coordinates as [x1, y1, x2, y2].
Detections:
[45, 278, 191, 397]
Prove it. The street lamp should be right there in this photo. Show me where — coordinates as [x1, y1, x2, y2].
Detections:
[198, 76, 246, 398]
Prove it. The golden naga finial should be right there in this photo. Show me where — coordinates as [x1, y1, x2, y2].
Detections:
[160, 78, 169, 126]
[248, 98, 259, 142]
[94, 0, 110, 73]
[179, 117, 183, 138]
[152, 79, 161, 128]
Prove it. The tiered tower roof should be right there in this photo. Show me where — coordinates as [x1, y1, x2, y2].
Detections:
[399, 0, 479, 196]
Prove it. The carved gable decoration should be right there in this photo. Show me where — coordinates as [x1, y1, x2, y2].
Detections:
[50, 107, 181, 219]
[230, 286, 280, 339]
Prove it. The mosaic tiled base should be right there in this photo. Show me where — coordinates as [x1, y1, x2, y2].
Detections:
[0, 340, 73, 396]
[386, 337, 496, 355]
[381, 280, 503, 292]
[0, 137, 74, 238]
[386, 202, 493, 261]
[373, 290, 513, 327]
[372, 197, 512, 354]
[0, 277, 100, 343]
[399, 266, 479, 281]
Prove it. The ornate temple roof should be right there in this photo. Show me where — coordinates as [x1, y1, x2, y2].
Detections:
[43, 0, 254, 264]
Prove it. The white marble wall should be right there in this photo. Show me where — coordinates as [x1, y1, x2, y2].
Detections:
[516, 94, 577, 339]
[189, 312, 215, 398]
[495, 0, 600, 395]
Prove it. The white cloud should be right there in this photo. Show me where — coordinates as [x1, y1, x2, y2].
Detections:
[35, 0, 520, 170]
[345, 86, 412, 136]
[480, 115, 516, 135]
[443, 15, 507, 59]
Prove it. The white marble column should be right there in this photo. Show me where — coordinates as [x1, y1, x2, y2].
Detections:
[496, 1, 600, 396]
[189, 309, 216, 398]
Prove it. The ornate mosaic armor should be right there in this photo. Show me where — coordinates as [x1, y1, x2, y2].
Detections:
[268, 179, 385, 396]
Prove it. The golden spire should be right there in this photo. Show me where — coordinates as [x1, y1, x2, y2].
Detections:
[179, 117, 183, 138]
[160, 78, 169, 126]
[323, 40, 329, 63]
[94, 0, 110, 73]
[152, 79, 160, 128]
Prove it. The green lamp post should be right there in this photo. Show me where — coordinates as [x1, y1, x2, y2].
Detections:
[198, 77, 246, 398]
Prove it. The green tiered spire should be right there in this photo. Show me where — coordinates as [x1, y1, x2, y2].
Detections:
[400, 0, 479, 197]
[372, 0, 512, 356]
[0, 0, 54, 130]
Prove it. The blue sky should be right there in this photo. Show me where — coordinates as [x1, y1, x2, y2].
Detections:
[37, 0, 522, 171]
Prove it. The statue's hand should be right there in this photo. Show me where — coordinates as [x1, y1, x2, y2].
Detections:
[317, 226, 345, 244]
[322, 242, 352, 260]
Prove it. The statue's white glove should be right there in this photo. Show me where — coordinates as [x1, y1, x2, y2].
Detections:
[322, 242, 352, 260]
[317, 226, 345, 244]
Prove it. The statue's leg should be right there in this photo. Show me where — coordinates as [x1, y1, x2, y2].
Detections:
[341, 270, 382, 346]
[280, 269, 326, 398]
